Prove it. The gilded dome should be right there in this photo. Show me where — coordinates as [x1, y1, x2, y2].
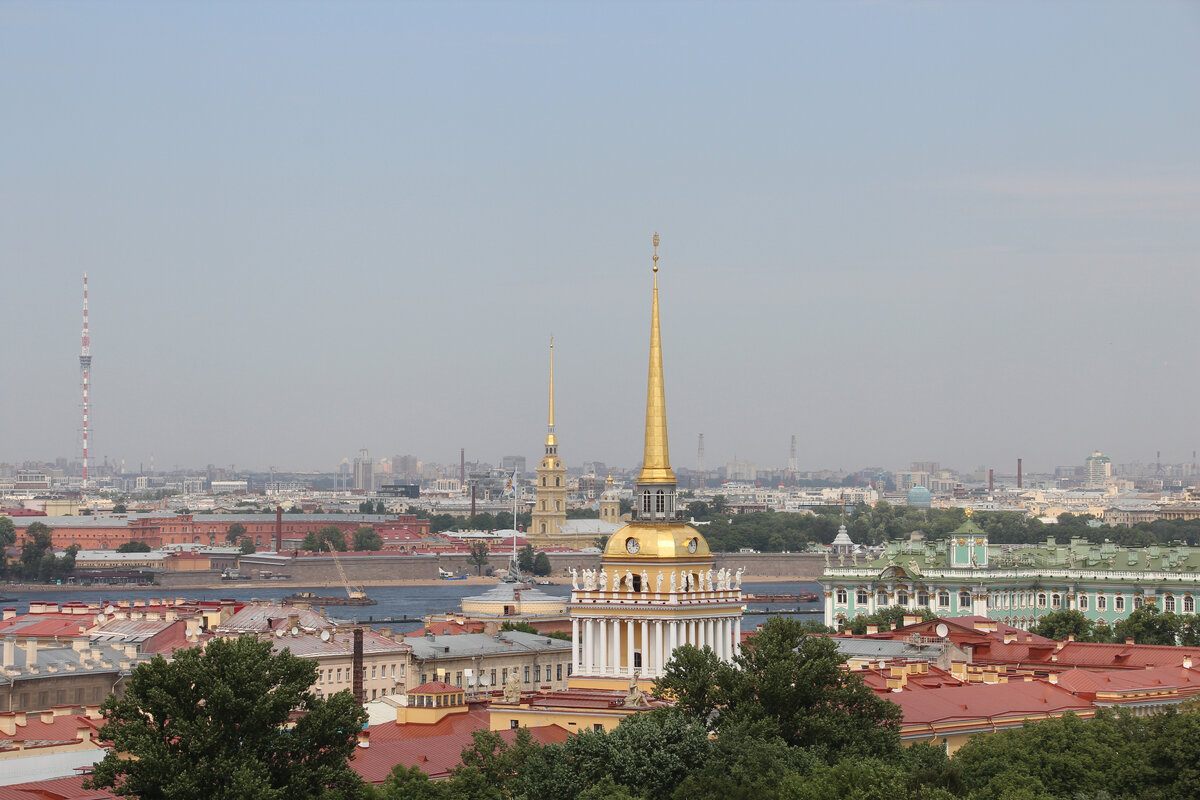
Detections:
[603, 522, 711, 560]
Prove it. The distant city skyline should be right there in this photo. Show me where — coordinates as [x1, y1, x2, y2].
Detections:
[2, 3, 1197, 474]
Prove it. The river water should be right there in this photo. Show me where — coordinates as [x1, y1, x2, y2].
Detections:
[0, 580, 825, 631]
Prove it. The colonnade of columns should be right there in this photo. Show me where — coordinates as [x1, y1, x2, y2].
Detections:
[571, 615, 742, 678]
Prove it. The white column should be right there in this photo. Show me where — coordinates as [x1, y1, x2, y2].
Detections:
[599, 619, 608, 675]
[609, 620, 619, 675]
[669, 620, 678, 654]
[706, 618, 715, 651]
[733, 618, 742, 657]
[626, 618, 635, 677]
[640, 619, 649, 676]
[572, 618, 580, 671]
[721, 618, 731, 661]
[582, 619, 592, 674]
[655, 620, 664, 675]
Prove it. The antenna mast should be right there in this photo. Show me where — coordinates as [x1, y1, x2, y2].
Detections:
[80, 274, 92, 489]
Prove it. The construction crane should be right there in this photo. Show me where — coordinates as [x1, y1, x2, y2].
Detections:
[328, 541, 367, 601]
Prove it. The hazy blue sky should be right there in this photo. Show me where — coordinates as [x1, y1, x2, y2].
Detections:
[2, 1, 1198, 476]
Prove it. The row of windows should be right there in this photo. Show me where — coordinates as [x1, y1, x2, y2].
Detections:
[836, 587, 1195, 616]
[835, 588, 969, 608]
[318, 661, 405, 684]
[540, 476, 561, 486]
[418, 662, 571, 688]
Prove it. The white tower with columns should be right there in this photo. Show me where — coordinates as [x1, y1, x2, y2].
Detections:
[568, 236, 744, 690]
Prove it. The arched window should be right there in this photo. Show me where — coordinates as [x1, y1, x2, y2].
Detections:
[555, 500, 561, 511]
[1097, 595, 1107, 612]
[856, 589, 869, 605]
[937, 591, 950, 608]
[876, 590, 888, 606]
[1037, 593, 1047, 608]
[1186, 596, 1195, 613]
[542, 477, 547, 486]
[1133, 596, 1143, 610]
[1165, 595, 1176, 612]
[1051, 594, 1061, 609]
[641, 492, 651, 514]
[1115, 596, 1126, 612]
[897, 590, 909, 605]
[541, 500, 546, 510]
[555, 477, 560, 487]
[1079, 594, 1089, 611]
[917, 590, 929, 607]
[540, 524, 546, 533]
[655, 489, 666, 514]
[836, 588, 847, 604]
[959, 591, 972, 609]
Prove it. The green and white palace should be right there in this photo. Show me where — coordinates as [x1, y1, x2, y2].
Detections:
[821, 513, 1200, 631]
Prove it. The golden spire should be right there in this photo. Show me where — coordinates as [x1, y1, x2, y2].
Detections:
[638, 233, 675, 485]
[545, 335, 557, 448]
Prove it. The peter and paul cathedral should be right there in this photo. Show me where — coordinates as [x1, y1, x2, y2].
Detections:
[530, 338, 567, 543]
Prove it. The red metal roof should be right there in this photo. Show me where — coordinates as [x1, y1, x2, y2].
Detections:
[350, 724, 569, 783]
[409, 681, 462, 694]
[892, 679, 1093, 731]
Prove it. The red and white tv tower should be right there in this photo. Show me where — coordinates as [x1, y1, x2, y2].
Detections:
[80, 274, 92, 488]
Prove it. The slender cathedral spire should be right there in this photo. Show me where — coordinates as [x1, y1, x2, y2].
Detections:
[638, 233, 676, 485]
[545, 336, 557, 449]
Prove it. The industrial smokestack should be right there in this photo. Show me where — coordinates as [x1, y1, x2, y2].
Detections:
[1017, 458, 1023, 489]
[353, 628, 364, 705]
[470, 484, 476, 518]
[988, 469, 994, 493]
[460, 448, 465, 485]
[275, 506, 283, 553]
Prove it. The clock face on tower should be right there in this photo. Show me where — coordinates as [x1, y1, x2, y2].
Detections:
[687, 538, 698, 554]
[625, 537, 640, 555]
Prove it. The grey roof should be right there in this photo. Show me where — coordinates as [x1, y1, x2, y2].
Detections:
[0, 641, 142, 685]
[462, 584, 562, 605]
[0, 749, 103, 787]
[213, 604, 334, 634]
[834, 638, 945, 661]
[9, 512, 400, 528]
[406, 631, 570, 662]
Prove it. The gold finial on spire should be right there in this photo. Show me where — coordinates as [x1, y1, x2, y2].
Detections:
[545, 336, 557, 448]
[638, 234, 675, 485]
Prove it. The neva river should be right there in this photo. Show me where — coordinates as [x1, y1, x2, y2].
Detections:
[0, 580, 824, 631]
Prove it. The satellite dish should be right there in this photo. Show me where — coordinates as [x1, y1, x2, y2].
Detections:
[275, 628, 284, 638]
[291, 626, 299, 636]
[479, 675, 491, 687]
[320, 630, 331, 641]
[935, 623, 949, 638]
[467, 675, 477, 686]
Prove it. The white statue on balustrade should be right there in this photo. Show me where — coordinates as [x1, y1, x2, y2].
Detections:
[734, 567, 744, 589]
[669, 570, 677, 592]
[598, 569, 608, 591]
[641, 569, 649, 593]
[569, 567, 579, 590]
[655, 571, 664, 593]
[625, 569, 634, 592]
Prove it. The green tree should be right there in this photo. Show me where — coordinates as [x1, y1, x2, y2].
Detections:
[375, 500, 386, 515]
[532, 551, 552, 577]
[371, 764, 444, 800]
[225, 522, 247, 545]
[358, 500, 374, 514]
[660, 617, 902, 762]
[87, 636, 367, 800]
[0, 515, 14, 578]
[353, 526, 383, 551]
[1113, 604, 1181, 645]
[468, 540, 490, 575]
[1028, 609, 1096, 642]
[301, 525, 348, 552]
[239, 537, 256, 555]
[517, 544, 535, 574]
[117, 541, 152, 554]
[111, 503, 127, 513]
